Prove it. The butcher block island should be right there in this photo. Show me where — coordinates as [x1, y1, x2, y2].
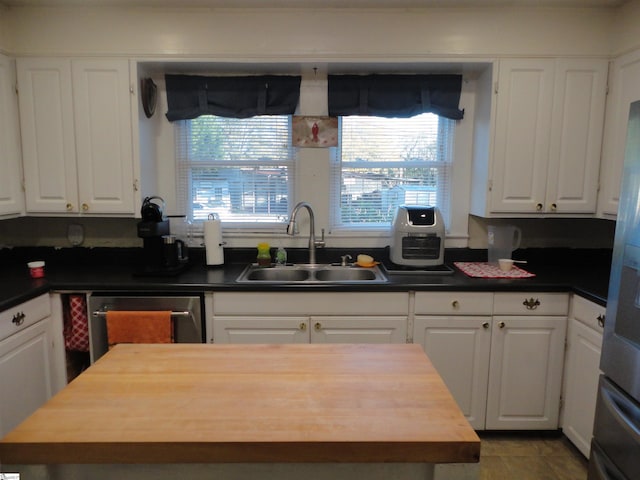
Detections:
[0, 344, 480, 480]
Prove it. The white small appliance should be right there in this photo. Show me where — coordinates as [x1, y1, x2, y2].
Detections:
[390, 205, 445, 267]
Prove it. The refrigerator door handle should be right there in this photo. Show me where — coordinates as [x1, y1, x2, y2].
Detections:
[601, 383, 640, 440]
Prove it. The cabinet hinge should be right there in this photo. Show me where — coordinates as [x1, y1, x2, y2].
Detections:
[14, 82, 18, 96]
[488, 179, 493, 192]
[494, 81, 499, 95]
[133, 179, 139, 192]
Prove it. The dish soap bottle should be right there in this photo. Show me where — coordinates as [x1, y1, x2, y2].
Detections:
[275, 246, 287, 266]
[257, 242, 271, 267]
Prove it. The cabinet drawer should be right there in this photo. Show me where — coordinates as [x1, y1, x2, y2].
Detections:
[493, 292, 569, 316]
[0, 294, 51, 341]
[571, 295, 606, 333]
[414, 292, 494, 315]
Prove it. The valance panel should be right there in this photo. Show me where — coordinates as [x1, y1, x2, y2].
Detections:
[328, 74, 464, 120]
[165, 74, 301, 121]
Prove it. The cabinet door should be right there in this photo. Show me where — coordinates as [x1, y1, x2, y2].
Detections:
[562, 318, 602, 457]
[598, 49, 640, 217]
[486, 316, 567, 430]
[18, 58, 78, 213]
[310, 316, 407, 344]
[212, 316, 309, 344]
[547, 59, 608, 214]
[413, 316, 491, 430]
[491, 59, 555, 213]
[0, 318, 53, 437]
[0, 55, 24, 217]
[72, 59, 134, 214]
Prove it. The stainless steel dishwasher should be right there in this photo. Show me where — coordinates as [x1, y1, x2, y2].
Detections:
[88, 293, 204, 363]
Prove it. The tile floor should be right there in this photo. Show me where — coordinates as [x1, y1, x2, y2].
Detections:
[478, 432, 589, 480]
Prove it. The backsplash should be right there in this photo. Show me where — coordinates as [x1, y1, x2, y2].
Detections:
[0, 215, 616, 250]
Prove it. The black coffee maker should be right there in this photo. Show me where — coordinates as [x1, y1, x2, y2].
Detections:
[137, 196, 188, 275]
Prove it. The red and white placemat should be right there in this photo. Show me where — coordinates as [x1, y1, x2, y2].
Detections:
[454, 262, 536, 279]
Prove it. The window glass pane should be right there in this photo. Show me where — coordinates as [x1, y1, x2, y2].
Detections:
[332, 113, 454, 228]
[176, 115, 293, 225]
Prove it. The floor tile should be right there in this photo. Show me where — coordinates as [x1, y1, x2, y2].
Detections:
[478, 432, 588, 480]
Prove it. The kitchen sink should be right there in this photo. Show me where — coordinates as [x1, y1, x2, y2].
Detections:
[236, 264, 388, 284]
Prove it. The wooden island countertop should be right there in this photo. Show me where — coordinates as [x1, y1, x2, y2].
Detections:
[0, 343, 480, 465]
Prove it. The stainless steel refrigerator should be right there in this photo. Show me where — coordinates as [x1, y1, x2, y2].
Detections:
[589, 100, 640, 480]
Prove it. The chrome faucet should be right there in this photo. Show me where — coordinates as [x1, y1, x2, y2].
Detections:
[286, 202, 325, 264]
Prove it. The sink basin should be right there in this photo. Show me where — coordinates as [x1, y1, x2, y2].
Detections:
[236, 264, 388, 284]
[314, 268, 377, 281]
[246, 268, 310, 282]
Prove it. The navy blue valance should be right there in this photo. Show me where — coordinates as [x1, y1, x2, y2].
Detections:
[328, 74, 464, 120]
[165, 74, 301, 121]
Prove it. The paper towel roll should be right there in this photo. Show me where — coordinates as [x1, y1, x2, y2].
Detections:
[204, 218, 224, 266]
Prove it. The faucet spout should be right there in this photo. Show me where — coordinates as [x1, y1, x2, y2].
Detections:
[286, 202, 324, 264]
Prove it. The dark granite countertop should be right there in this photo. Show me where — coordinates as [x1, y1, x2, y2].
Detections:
[0, 247, 611, 311]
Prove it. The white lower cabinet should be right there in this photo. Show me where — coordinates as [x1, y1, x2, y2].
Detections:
[211, 292, 408, 344]
[561, 295, 605, 457]
[413, 292, 493, 430]
[414, 291, 568, 430]
[485, 314, 567, 429]
[0, 294, 65, 438]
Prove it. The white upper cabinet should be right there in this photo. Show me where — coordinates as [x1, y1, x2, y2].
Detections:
[17, 58, 135, 215]
[490, 58, 555, 214]
[598, 49, 640, 218]
[0, 54, 24, 218]
[547, 59, 608, 214]
[472, 57, 608, 216]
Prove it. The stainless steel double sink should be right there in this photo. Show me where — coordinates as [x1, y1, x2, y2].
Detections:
[235, 263, 389, 284]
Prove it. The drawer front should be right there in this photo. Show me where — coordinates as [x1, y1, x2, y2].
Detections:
[213, 292, 408, 315]
[493, 292, 569, 316]
[572, 295, 606, 333]
[0, 294, 51, 341]
[414, 292, 494, 315]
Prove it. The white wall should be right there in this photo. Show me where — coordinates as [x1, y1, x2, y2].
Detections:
[611, 0, 640, 55]
[7, 6, 613, 57]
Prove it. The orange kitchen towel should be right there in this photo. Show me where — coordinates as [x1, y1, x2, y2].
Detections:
[106, 311, 173, 348]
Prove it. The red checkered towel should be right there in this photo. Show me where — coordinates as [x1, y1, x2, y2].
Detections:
[454, 262, 536, 279]
[64, 294, 90, 352]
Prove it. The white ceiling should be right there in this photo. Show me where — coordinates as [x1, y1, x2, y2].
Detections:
[0, 0, 629, 8]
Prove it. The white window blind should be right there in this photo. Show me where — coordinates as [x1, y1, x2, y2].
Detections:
[331, 113, 455, 229]
[176, 115, 294, 227]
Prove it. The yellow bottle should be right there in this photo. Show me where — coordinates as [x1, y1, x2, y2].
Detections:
[257, 242, 271, 267]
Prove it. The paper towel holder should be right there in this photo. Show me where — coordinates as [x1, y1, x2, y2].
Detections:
[207, 213, 227, 247]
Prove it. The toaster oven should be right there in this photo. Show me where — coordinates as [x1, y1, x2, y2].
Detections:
[389, 205, 445, 267]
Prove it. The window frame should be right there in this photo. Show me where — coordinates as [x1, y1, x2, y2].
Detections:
[175, 115, 296, 232]
[329, 113, 456, 233]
